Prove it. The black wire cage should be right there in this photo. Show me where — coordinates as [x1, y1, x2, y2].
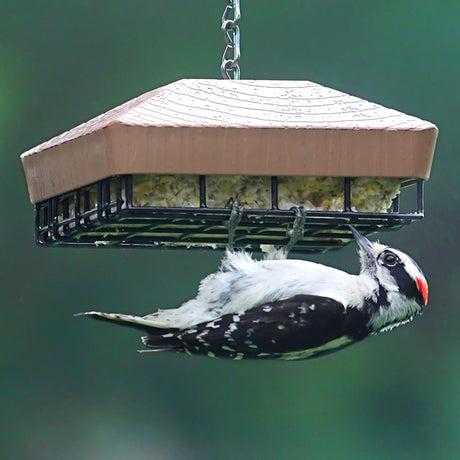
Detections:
[35, 174, 424, 253]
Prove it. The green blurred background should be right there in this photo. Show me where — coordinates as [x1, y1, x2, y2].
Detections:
[2, 1, 459, 459]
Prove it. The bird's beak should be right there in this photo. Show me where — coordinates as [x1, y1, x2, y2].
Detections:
[349, 226, 374, 259]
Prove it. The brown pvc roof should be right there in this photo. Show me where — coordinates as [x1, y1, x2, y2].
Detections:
[21, 79, 438, 203]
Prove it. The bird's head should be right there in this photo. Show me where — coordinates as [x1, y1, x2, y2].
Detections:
[349, 226, 428, 331]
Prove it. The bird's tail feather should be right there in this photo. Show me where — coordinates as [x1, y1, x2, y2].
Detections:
[75, 311, 182, 351]
[140, 333, 181, 351]
[75, 311, 174, 332]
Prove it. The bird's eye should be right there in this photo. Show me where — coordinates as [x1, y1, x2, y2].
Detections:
[381, 251, 399, 267]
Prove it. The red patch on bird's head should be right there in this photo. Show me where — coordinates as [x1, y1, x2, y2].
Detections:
[416, 277, 428, 306]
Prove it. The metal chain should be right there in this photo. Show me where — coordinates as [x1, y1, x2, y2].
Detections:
[221, 0, 241, 79]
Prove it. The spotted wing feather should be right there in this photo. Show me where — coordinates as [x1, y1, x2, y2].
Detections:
[143, 294, 372, 360]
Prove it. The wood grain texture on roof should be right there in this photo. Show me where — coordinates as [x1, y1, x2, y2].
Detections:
[21, 79, 438, 203]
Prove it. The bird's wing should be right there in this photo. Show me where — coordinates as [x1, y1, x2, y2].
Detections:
[165, 294, 372, 360]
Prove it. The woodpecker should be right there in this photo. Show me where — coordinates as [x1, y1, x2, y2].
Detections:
[77, 227, 428, 360]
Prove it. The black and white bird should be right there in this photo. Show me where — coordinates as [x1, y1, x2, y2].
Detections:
[77, 227, 428, 360]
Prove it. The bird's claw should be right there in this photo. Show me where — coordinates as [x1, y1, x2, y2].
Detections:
[285, 206, 307, 254]
[224, 200, 244, 250]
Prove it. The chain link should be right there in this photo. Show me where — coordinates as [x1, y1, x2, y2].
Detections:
[221, 0, 241, 79]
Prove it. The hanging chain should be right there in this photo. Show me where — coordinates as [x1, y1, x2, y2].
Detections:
[221, 0, 241, 79]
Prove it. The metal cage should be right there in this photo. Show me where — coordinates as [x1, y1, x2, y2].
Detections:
[35, 175, 424, 253]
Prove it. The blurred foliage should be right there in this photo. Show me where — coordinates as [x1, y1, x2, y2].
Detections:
[1, 1, 459, 459]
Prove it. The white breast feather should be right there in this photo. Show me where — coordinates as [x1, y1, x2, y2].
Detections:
[143, 251, 376, 329]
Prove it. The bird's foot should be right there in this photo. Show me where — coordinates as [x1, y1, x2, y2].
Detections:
[224, 200, 244, 250]
[284, 206, 307, 255]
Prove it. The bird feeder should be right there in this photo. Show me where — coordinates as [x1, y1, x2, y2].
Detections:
[20, 78, 438, 253]
[20, 1, 438, 253]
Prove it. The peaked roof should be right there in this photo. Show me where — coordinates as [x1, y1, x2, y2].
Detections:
[21, 79, 438, 203]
